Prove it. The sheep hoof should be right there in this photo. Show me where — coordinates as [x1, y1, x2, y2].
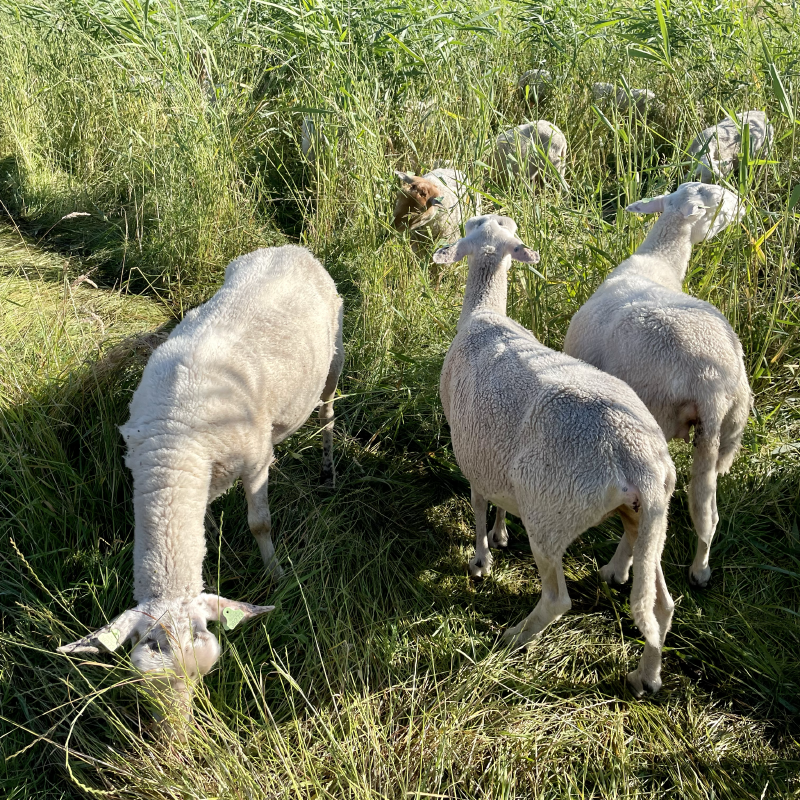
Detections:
[265, 561, 285, 581]
[688, 566, 711, 589]
[488, 530, 509, 549]
[626, 669, 661, 698]
[599, 563, 629, 586]
[319, 466, 336, 490]
[469, 556, 492, 579]
[502, 625, 533, 650]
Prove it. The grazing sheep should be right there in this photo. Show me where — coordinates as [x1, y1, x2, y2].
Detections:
[592, 83, 661, 117]
[436, 214, 676, 696]
[564, 183, 750, 588]
[518, 69, 555, 102]
[393, 168, 480, 251]
[492, 121, 569, 191]
[58, 245, 344, 721]
[687, 110, 773, 182]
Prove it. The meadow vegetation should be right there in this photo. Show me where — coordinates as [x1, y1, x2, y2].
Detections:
[0, 0, 798, 796]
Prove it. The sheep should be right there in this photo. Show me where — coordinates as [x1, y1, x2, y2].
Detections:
[563, 183, 751, 588]
[58, 245, 344, 721]
[436, 214, 677, 696]
[592, 83, 661, 117]
[491, 121, 569, 191]
[517, 69, 555, 102]
[687, 110, 773, 183]
[393, 168, 480, 252]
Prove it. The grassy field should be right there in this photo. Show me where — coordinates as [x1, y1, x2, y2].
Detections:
[0, 0, 798, 796]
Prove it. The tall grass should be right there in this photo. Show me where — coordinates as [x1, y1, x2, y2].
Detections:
[0, 0, 798, 797]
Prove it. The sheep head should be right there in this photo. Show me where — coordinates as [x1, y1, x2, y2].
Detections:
[433, 214, 540, 264]
[626, 182, 744, 244]
[58, 594, 273, 724]
[393, 171, 446, 231]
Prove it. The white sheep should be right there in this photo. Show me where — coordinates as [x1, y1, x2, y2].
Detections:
[687, 110, 773, 183]
[58, 245, 344, 720]
[563, 183, 751, 588]
[436, 214, 676, 696]
[393, 168, 480, 251]
[491, 121, 569, 191]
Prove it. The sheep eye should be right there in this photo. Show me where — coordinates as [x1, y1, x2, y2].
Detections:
[145, 639, 160, 651]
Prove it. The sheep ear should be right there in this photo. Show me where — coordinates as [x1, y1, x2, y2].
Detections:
[58, 609, 142, 655]
[512, 244, 540, 263]
[394, 170, 415, 184]
[192, 594, 274, 631]
[432, 239, 469, 264]
[625, 195, 666, 215]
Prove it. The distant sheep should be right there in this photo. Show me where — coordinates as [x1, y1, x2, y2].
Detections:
[687, 110, 773, 183]
[518, 69, 555, 102]
[492, 120, 569, 191]
[437, 214, 676, 696]
[564, 183, 750, 588]
[393, 168, 480, 252]
[592, 82, 661, 117]
[58, 245, 344, 725]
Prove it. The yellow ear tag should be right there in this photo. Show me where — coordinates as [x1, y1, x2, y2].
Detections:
[97, 629, 120, 652]
[222, 607, 245, 631]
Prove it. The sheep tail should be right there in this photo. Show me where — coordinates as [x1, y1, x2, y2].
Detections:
[716, 380, 752, 475]
[629, 466, 674, 649]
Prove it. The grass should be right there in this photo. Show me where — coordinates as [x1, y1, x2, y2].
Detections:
[0, 0, 798, 796]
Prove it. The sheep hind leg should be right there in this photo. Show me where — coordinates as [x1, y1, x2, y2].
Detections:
[489, 507, 509, 549]
[320, 308, 344, 488]
[244, 464, 283, 580]
[688, 426, 721, 588]
[503, 544, 571, 649]
[627, 561, 674, 696]
[599, 506, 638, 586]
[469, 488, 492, 578]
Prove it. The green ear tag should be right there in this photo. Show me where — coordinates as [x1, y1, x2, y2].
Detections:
[222, 607, 245, 631]
[97, 629, 120, 652]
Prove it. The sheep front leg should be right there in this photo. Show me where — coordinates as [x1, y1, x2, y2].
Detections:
[244, 465, 283, 580]
[688, 428, 721, 588]
[320, 308, 344, 488]
[469, 488, 493, 578]
[503, 543, 571, 648]
[489, 507, 509, 549]
[627, 561, 674, 696]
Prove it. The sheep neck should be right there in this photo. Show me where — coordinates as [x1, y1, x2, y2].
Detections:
[621, 214, 694, 292]
[131, 461, 209, 602]
[458, 248, 511, 328]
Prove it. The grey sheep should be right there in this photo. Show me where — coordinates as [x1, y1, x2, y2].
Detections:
[436, 214, 676, 696]
[492, 121, 569, 191]
[688, 110, 773, 182]
[564, 183, 751, 588]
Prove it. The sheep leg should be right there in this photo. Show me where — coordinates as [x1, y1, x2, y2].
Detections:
[599, 506, 638, 586]
[503, 545, 571, 648]
[627, 561, 674, 696]
[469, 488, 493, 578]
[320, 308, 344, 488]
[489, 507, 509, 549]
[244, 464, 283, 579]
[687, 427, 720, 588]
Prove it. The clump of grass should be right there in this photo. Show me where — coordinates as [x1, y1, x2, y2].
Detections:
[0, 0, 798, 797]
